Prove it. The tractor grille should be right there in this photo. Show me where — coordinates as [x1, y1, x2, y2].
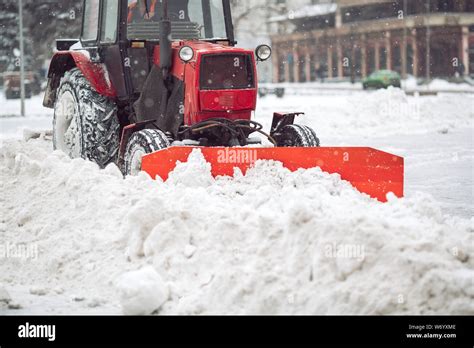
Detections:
[200, 54, 254, 90]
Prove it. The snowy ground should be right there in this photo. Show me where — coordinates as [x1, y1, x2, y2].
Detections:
[0, 88, 473, 315]
[263, 76, 474, 94]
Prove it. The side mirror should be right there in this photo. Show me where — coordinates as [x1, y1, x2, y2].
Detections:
[56, 39, 79, 52]
[255, 44, 272, 62]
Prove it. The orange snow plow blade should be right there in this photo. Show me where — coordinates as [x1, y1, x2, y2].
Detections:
[142, 147, 404, 202]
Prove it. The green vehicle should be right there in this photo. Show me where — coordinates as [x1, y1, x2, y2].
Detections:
[362, 70, 401, 90]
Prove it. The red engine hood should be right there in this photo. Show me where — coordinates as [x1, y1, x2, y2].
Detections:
[152, 40, 258, 126]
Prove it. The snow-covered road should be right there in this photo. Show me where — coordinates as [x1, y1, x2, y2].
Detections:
[0, 89, 472, 314]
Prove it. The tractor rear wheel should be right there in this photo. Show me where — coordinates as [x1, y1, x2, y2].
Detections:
[53, 68, 120, 168]
[277, 124, 320, 147]
[124, 129, 170, 176]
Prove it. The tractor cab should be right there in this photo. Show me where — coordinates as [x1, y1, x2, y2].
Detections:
[49, 0, 270, 139]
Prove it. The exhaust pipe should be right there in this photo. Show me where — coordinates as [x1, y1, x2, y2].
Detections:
[159, 0, 172, 78]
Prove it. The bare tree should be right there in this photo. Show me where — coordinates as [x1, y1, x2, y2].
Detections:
[0, 0, 82, 74]
[230, 0, 286, 39]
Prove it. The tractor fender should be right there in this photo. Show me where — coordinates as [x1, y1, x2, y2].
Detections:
[43, 50, 116, 108]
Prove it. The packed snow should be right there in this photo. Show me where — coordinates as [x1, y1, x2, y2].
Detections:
[0, 87, 473, 314]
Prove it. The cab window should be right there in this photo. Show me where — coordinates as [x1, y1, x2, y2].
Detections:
[82, 0, 100, 41]
[101, 0, 119, 43]
[127, 0, 228, 41]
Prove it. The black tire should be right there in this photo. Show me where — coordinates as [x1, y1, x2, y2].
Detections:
[275, 88, 285, 98]
[53, 68, 120, 168]
[276, 124, 320, 147]
[124, 129, 170, 176]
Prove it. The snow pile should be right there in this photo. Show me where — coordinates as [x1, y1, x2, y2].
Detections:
[116, 267, 169, 315]
[1, 138, 472, 314]
[167, 150, 214, 188]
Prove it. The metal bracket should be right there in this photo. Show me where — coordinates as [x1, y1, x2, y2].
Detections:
[270, 112, 305, 136]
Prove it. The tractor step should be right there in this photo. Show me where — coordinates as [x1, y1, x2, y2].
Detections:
[141, 147, 404, 202]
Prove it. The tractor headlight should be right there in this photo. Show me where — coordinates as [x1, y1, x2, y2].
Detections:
[179, 46, 194, 62]
[255, 44, 272, 61]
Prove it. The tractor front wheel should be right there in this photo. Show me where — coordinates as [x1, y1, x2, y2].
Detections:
[276, 124, 320, 147]
[123, 129, 170, 176]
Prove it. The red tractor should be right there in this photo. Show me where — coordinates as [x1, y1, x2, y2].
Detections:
[44, 0, 404, 202]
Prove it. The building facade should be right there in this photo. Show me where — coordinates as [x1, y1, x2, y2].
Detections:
[270, 0, 474, 82]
